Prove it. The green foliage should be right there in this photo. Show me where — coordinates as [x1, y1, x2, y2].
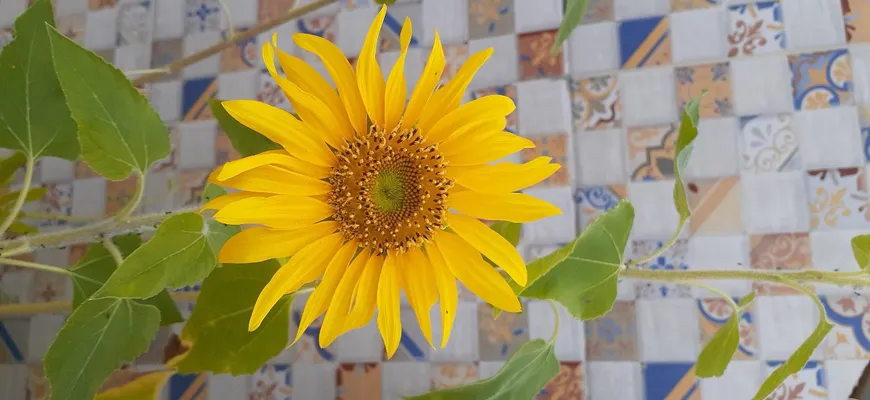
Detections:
[406, 339, 559, 400]
[673, 95, 702, 223]
[0, 186, 46, 234]
[43, 298, 161, 400]
[46, 27, 169, 180]
[552, 0, 589, 55]
[851, 234, 870, 270]
[374, 0, 397, 4]
[0, 0, 78, 161]
[0, 152, 27, 185]
[175, 260, 292, 375]
[210, 99, 280, 157]
[695, 292, 756, 378]
[489, 221, 522, 247]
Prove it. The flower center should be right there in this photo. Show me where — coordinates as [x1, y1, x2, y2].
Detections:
[328, 125, 453, 254]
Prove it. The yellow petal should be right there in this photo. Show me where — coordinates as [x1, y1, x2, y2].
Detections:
[293, 34, 367, 135]
[425, 241, 458, 348]
[417, 48, 493, 134]
[221, 100, 336, 167]
[200, 191, 270, 211]
[218, 151, 331, 181]
[400, 248, 436, 347]
[357, 5, 387, 127]
[447, 213, 527, 286]
[209, 164, 332, 196]
[435, 232, 521, 313]
[450, 191, 561, 223]
[384, 17, 412, 131]
[249, 232, 344, 331]
[439, 118, 507, 155]
[442, 131, 534, 166]
[346, 254, 384, 331]
[213, 195, 332, 229]
[377, 252, 402, 358]
[426, 95, 515, 144]
[293, 240, 358, 345]
[401, 31, 444, 131]
[218, 221, 338, 264]
[449, 157, 560, 193]
[319, 250, 371, 347]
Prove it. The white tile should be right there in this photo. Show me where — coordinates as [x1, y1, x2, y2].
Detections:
[574, 129, 627, 186]
[468, 35, 519, 90]
[478, 361, 505, 380]
[0, 0, 26, 28]
[27, 315, 66, 362]
[114, 43, 152, 71]
[567, 22, 619, 77]
[811, 229, 866, 295]
[55, 0, 88, 18]
[620, 67, 678, 127]
[183, 31, 222, 78]
[628, 181, 680, 239]
[683, 117, 740, 180]
[295, 0, 341, 17]
[851, 44, 870, 125]
[382, 362, 431, 400]
[149, 80, 182, 122]
[207, 374, 249, 400]
[153, 0, 184, 40]
[218, 69, 259, 100]
[337, 6, 379, 58]
[142, 170, 177, 213]
[637, 299, 700, 362]
[0, 365, 28, 400]
[178, 121, 217, 170]
[39, 158, 75, 184]
[514, 0, 563, 33]
[430, 302, 479, 362]
[796, 107, 864, 170]
[335, 318, 383, 362]
[72, 177, 106, 217]
[85, 8, 120, 50]
[587, 361, 643, 400]
[825, 360, 867, 400]
[613, 0, 670, 21]
[699, 361, 763, 400]
[782, 0, 846, 51]
[291, 363, 336, 400]
[517, 79, 572, 136]
[689, 235, 752, 297]
[421, 0, 467, 45]
[0, 271, 33, 304]
[527, 301, 585, 361]
[756, 295, 822, 360]
[222, 0, 258, 31]
[522, 186, 577, 245]
[741, 171, 810, 234]
[671, 7, 729, 63]
[730, 55, 794, 116]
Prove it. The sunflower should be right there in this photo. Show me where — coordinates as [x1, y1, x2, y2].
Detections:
[204, 5, 561, 357]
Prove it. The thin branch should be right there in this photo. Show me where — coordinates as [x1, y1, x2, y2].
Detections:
[103, 238, 124, 266]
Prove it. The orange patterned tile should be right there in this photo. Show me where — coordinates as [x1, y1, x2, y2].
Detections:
[518, 30, 564, 80]
[537, 362, 584, 399]
[626, 124, 677, 182]
[686, 177, 743, 235]
[105, 177, 138, 215]
[750, 233, 812, 295]
[337, 363, 382, 400]
[675, 62, 734, 118]
[521, 134, 570, 188]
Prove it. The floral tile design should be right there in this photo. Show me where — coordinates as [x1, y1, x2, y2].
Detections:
[750, 233, 812, 295]
[220, 28, 258, 72]
[90, 0, 117, 10]
[739, 114, 800, 174]
[686, 177, 743, 235]
[430, 363, 479, 390]
[789, 49, 853, 110]
[56, 13, 86, 45]
[185, 0, 222, 34]
[843, 0, 870, 43]
[442, 43, 470, 84]
[626, 124, 677, 182]
[152, 39, 183, 82]
[643, 363, 700, 400]
[763, 361, 827, 399]
[571, 75, 621, 131]
[258, 69, 291, 111]
[468, 0, 515, 40]
[214, 131, 241, 165]
[29, 270, 68, 302]
[471, 85, 518, 133]
[105, 177, 138, 215]
[296, 13, 338, 44]
[574, 185, 628, 230]
[672, 0, 720, 11]
[250, 364, 293, 400]
[674, 62, 733, 119]
[176, 169, 210, 207]
[0, 319, 28, 362]
[806, 167, 870, 230]
[34, 183, 74, 231]
[536, 362, 584, 399]
[478, 303, 528, 361]
[390, 307, 430, 361]
[337, 363, 382, 400]
[116, 0, 152, 46]
[520, 134, 570, 188]
[583, 0, 613, 24]
[619, 16, 671, 69]
[182, 77, 218, 121]
[584, 300, 638, 361]
[168, 373, 208, 400]
[518, 30, 564, 80]
[291, 309, 336, 363]
[727, 2, 785, 57]
[697, 298, 757, 360]
[822, 295, 870, 359]
[632, 239, 691, 299]
[258, 0, 298, 24]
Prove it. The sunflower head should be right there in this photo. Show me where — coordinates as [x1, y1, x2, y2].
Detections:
[205, 5, 562, 357]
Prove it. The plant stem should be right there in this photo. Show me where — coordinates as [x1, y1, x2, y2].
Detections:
[621, 268, 870, 288]
[103, 239, 124, 266]
[19, 212, 103, 222]
[115, 172, 145, 223]
[0, 291, 200, 317]
[546, 299, 560, 344]
[685, 280, 738, 309]
[0, 257, 102, 285]
[0, 157, 34, 237]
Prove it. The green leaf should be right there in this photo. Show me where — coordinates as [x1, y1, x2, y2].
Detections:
[70, 235, 183, 326]
[93, 371, 173, 400]
[175, 260, 291, 375]
[43, 298, 161, 400]
[45, 26, 170, 180]
[96, 212, 233, 299]
[0, 152, 26, 185]
[500, 200, 633, 320]
[0, 0, 79, 160]
[673, 94, 703, 222]
[7, 220, 37, 234]
[211, 99, 280, 157]
[489, 221, 522, 247]
[751, 289, 834, 400]
[695, 292, 756, 378]
[851, 234, 870, 271]
[374, 0, 397, 4]
[0, 186, 46, 207]
[406, 339, 559, 400]
[551, 0, 590, 55]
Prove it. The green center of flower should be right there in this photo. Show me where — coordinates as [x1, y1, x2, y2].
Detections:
[372, 170, 406, 213]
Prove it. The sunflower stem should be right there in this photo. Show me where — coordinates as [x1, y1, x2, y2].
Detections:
[0, 157, 34, 238]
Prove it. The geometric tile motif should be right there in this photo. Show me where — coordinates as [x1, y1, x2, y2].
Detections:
[789, 49, 853, 111]
[626, 124, 677, 182]
[643, 363, 700, 400]
[584, 301, 639, 361]
[619, 16, 671, 69]
[168, 373, 208, 400]
[674, 62, 733, 119]
[727, 2, 785, 57]
[763, 361, 828, 400]
[822, 295, 870, 359]
[571, 75, 621, 131]
[697, 298, 757, 360]
[185, 0, 222, 34]
[687, 177, 743, 236]
[806, 167, 870, 230]
[738, 114, 800, 174]
[182, 77, 218, 121]
[632, 239, 691, 299]
[843, 0, 870, 43]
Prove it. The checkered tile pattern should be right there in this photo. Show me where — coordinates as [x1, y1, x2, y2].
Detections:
[3, 0, 870, 398]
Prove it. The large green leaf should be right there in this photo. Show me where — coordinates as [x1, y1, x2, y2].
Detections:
[695, 292, 756, 378]
[174, 260, 292, 375]
[43, 298, 161, 400]
[851, 234, 870, 271]
[551, 0, 590, 55]
[46, 27, 170, 180]
[0, 152, 26, 185]
[500, 200, 633, 320]
[70, 234, 183, 326]
[406, 339, 559, 400]
[489, 221, 522, 247]
[0, 0, 78, 160]
[96, 212, 235, 299]
[211, 99, 280, 157]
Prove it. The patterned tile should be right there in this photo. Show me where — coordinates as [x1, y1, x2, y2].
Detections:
[337, 363, 382, 400]
[185, 0, 222, 34]
[584, 300, 638, 361]
[672, 0, 720, 11]
[441, 43, 470, 84]
[379, 8, 422, 52]
[471, 85, 518, 133]
[152, 39, 183, 82]
[89, 0, 117, 10]
[249, 364, 293, 399]
[105, 177, 138, 215]
[674, 62, 733, 119]
[697, 298, 757, 360]
[430, 363, 479, 390]
[574, 185, 628, 230]
[738, 114, 801, 174]
[536, 362, 584, 399]
[391, 307, 430, 362]
[625, 124, 677, 182]
[823, 295, 870, 359]
[789, 49, 853, 111]
[619, 16, 671, 69]
[168, 373, 208, 400]
[0, 320, 28, 363]
[583, 0, 613, 24]
[258, 0, 298, 24]
[843, 0, 870, 43]
[468, 0, 515, 40]
[220, 28, 258, 72]
[478, 303, 528, 361]
[643, 363, 700, 400]
[750, 233, 812, 295]
[518, 30, 564, 80]
[727, 2, 785, 57]
[182, 77, 218, 121]
[763, 361, 827, 399]
[56, 13, 86, 44]
[571, 75, 621, 131]
[296, 13, 338, 44]
[686, 177, 743, 235]
[116, 0, 152, 46]
[632, 239, 691, 299]
[29, 270, 68, 302]
[806, 167, 870, 230]
[257, 69, 291, 111]
[520, 134, 570, 188]
[34, 183, 75, 230]
[291, 310, 336, 363]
